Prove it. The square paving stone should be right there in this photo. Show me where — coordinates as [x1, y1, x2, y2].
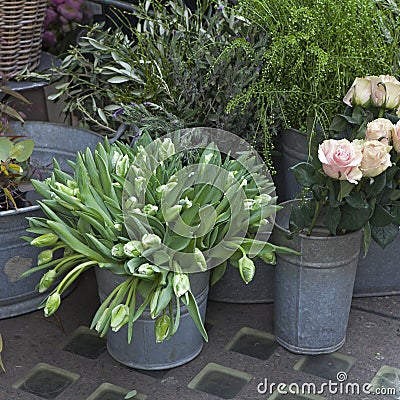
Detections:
[62, 326, 106, 359]
[12, 362, 79, 399]
[226, 327, 276, 361]
[188, 362, 252, 399]
[370, 365, 400, 398]
[86, 383, 147, 400]
[294, 353, 356, 381]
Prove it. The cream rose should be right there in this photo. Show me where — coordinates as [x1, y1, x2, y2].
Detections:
[343, 77, 371, 107]
[318, 139, 363, 184]
[370, 75, 400, 110]
[360, 140, 392, 177]
[365, 118, 394, 144]
[393, 121, 400, 153]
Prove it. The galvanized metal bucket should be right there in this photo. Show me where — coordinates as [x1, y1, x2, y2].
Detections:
[0, 122, 102, 319]
[273, 129, 308, 202]
[208, 259, 275, 303]
[354, 237, 400, 297]
[271, 200, 362, 354]
[96, 268, 210, 370]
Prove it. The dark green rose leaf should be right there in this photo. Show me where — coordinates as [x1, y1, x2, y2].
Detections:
[329, 115, 348, 132]
[345, 192, 368, 209]
[290, 162, 316, 187]
[338, 204, 370, 231]
[365, 173, 386, 199]
[370, 205, 394, 227]
[326, 205, 341, 235]
[371, 224, 399, 248]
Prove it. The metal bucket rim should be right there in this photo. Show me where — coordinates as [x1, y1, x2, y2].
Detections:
[9, 121, 103, 140]
[275, 199, 362, 242]
[0, 203, 40, 217]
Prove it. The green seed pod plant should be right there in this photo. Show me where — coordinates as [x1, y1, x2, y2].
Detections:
[23, 131, 298, 344]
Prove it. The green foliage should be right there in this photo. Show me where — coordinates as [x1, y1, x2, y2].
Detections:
[45, 0, 277, 167]
[237, 0, 400, 133]
[0, 87, 33, 210]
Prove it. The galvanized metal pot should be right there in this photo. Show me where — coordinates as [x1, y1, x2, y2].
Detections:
[208, 259, 275, 303]
[273, 128, 308, 202]
[271, 200, 362, 354]
[0, 122, 102, 319]
[96, 268, 210, 370]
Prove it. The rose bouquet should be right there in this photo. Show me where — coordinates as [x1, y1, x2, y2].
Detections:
[290, 75, 400, 252]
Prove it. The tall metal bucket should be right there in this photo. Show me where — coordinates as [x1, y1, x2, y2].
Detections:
[273, 129, 308, 202]
[0, 122, 102, 319]
[96, 268, 210, 370]
[271, 200, 362, 354]
[209, 259, 275, 303]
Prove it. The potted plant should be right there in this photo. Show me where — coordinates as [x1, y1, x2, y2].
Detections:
[45, 0, 276, 166]
[271, 75, 400, 354]
[0, 87, 102, 319]
[23, 128, 296, 370]
[235, 0, 400, 200]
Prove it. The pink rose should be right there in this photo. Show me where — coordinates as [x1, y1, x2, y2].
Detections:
[360, 140, 392, 177]
[318, 139, 363, 184]
[343, 77, 371, 107]
[393, 121, 400, 153]
[365, 118, 394, 144]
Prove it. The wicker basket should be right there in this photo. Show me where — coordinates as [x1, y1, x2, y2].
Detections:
[0, 0, 47, 78]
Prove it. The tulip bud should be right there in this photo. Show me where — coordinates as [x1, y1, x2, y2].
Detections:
[95, 307, 110, 332]
[260, 251, 276, 265]
[244, 199, 255, 210]
[159, 138, 175, 160]
[111, 243, 125, 258]
[194, 248, 207, 271]
[54, 182, 75, 196]
[134, 176, 147, 195]
[141, 234, 162, 250]
[38, 250, 53, 266]
[143, 204, 158, 216]
[155, 314, 170, 342]
[110, 304, 129, 332]
[123, 241, 143, 257]
[116, 154, 130, 177]
[125, 196, 138, 210]
[255, 194, 272, 205]
[173, 273, 190, 298]
[178, 197, 192, 209]
[111, 151, 122, 167]
[38, 270, 56, 293]
[156, 182, 177, 196]
[114, 223, 122, 232]
[238, 256, 255, 284]
[137, 263, 155, 277]
[44, 292, 61, 317]
[163, 204, 182, 222]
[31, 233, 59, 248]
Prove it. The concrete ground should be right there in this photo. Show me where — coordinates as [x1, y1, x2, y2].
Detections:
[1, 269, 400, 400]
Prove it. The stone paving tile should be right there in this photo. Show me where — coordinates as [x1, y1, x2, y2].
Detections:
[86, 382, 147, 400]
[370, 365, 400, 398]
[187, 362, 253, 399]
[61, 326, 106, 359]
[294, 353, 356, 381]
[12, 362, 79, 399]
[226, 327, 276, 361]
